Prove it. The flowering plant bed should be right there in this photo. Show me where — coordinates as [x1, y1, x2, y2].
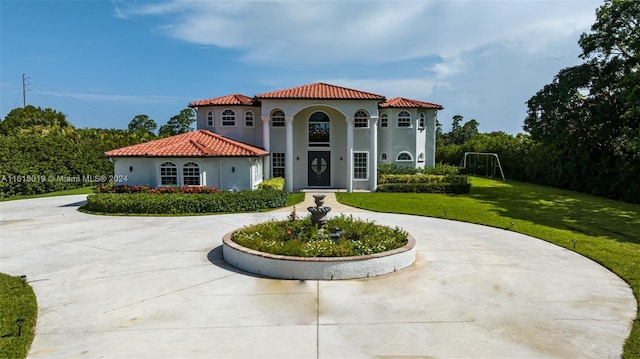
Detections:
[231, 211, 408, 257]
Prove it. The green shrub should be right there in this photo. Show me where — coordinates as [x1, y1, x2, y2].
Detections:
[376, 182, 471, 194]
[379, 174, 469, 185]
[82, 189, 288, 214]
[378, 163, 462, 175]
[257, 177, 285, 190]
[231, 214, 408, 257]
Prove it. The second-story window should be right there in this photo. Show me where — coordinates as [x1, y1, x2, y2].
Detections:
[222, 109, 236, 127]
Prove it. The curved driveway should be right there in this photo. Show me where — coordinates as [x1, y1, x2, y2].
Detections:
[0, 195, 636, 358]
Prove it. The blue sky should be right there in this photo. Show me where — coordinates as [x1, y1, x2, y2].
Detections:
[1, 0, 601, 134]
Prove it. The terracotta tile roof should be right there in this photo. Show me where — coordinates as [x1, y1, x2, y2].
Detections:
[104, 130, 268, 157]
[255, 82, 385, 100]
[380, 97, 444, 110]
[188, 94, 258, 107]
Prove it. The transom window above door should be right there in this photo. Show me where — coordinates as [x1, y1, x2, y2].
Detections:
[308, 111, 330, 147]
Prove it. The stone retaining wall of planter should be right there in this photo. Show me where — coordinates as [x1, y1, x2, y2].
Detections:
[222, 231, 416, 280]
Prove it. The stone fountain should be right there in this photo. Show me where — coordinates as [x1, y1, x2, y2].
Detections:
[307, 194, 331, 228]
[308, 194, 342, 239]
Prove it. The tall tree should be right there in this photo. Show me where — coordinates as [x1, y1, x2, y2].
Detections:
[450, 115, 464, 144]
[524, 0, 639, 202]
[128, 114, 157, 137]
[0, 105, 72, 135]
[158, 108, 196, 137]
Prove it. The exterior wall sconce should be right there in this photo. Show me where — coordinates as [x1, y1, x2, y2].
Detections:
[340, 156, 343, 161]
[232, 167, 235, 173]
[296, 156, 300, 161]
[16, 318, 25, 336]
[129, 166, 133, 172]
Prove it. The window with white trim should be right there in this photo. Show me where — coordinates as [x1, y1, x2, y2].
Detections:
[222, 109, 236, 126]
[271, 109, 285, 127]
[272, 153, 285, 178]
[182, 162, 201, 186]
[380, 113, 388, 128]
[396, 152, 413, 162]
[380, 152, 388, 161]
[160, 162, 178, 186]
[245, 111, 254, 127]
[418, 152, 425, 163]
[397, 111, 411, 127]
[354, 110, 369, 128]
[418, 113, 425, 128]
[207, 111, 213, 127]
[353, 152, 368, 180]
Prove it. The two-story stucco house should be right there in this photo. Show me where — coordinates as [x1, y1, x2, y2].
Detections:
[104, 82, 443, 192]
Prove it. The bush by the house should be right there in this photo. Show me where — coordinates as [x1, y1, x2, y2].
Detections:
[376, 164, 470, 194]
[257, 177, 285, 191]
[378, 163, 463, 176]
[96, 184, 222, 194]
[376, 182, 471, 194]
[82, 189, 288, 214]
[378, 174, 469, 185]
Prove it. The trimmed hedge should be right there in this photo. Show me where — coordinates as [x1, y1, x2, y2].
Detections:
[257, 177, 285, 191]
[82, 189, 288, 214]
[378, 174, 469, 185]
[376, 182, 471, 194]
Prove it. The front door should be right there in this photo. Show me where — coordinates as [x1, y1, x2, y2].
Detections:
[308, 151, 331, 186]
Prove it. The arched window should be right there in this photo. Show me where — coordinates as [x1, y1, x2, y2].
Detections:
[271, 109, 285, 127]
[418, 152, 425, 162]
[308, 111, 330, 146]
[397, 111, 411, 127]
[418, 113, 425, 128]
[380, 152, 388, 161]
[207, 111, 213, 127]
[354, 110, 369, 128]
[221, 109, 235, 127]
[380, 113, 388, 128]
[245, 111, 254, 127]
[159, 162, 178, 186]
[396, 152, 413, 162]
[182, 162, 200, 186]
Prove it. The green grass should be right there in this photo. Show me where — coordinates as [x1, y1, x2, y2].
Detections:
[337, 177, 640, 358]
[1, 186, 94, 201]
[285, 192, 305, 207]
[0, 274, 38, 359]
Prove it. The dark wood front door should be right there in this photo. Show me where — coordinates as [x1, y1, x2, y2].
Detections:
[308, 151, 330, 186]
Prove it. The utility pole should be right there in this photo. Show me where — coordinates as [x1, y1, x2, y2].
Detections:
[22, 73, 30, 109]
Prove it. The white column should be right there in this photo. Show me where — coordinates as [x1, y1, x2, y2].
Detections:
[285, 116, 294, 192]
[261, 116, 271, 179]
[345, 117, 354, 192]
[369, 116, 379, 191]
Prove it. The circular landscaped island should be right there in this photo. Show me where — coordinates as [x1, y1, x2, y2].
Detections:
[221, 195, 416, 280]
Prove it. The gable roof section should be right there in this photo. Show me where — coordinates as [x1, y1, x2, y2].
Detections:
[380, 97, 444, 110]
[104, 130, 268, 158]
[188, 94, 258, 107]
[255, 82, 385, 100]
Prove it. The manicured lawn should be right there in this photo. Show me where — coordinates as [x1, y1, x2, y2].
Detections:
[337, 177, 640, 358]
[0, 273, 37, 359]
[1, 186, 94, 201]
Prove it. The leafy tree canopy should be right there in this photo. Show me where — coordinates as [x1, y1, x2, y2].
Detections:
[0, 105, 73, 135]
[128, 114, 157, 138]
[158, 108, 196, 137]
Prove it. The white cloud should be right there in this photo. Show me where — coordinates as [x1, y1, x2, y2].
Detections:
[31, 90, 181, 105]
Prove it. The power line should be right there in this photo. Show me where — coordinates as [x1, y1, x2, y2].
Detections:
[22, 73, 30, 109]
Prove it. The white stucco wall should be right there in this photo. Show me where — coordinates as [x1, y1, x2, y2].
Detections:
[111, 157, 263, 191]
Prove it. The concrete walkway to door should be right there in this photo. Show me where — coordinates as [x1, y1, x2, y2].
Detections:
[0, 194, 636, 358]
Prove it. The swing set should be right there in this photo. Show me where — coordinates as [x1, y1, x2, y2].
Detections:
[460, 152, 506, 181]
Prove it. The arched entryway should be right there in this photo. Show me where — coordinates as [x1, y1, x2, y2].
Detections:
[307, 111, 331, 186]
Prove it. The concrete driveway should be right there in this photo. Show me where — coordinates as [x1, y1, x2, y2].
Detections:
[0, 195, 635, 358]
